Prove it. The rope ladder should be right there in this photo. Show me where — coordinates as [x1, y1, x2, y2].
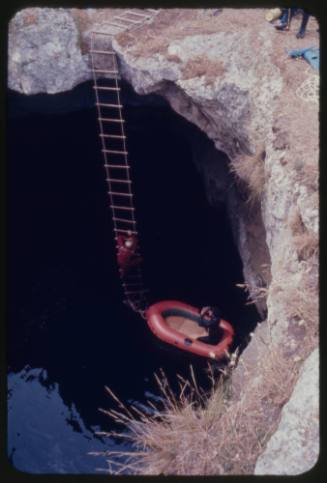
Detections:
[90, 10, 159, 316]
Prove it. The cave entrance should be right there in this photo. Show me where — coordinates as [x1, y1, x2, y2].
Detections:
[8, 80, 261, 441]
[119, 80, 260, 348]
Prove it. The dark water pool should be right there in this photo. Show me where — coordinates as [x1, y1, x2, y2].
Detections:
[7, 81, 260, 473]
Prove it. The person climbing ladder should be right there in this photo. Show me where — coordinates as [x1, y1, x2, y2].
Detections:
[116, 233, 142, 276]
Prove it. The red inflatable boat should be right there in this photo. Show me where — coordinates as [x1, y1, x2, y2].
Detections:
[146, 300, 234, 360]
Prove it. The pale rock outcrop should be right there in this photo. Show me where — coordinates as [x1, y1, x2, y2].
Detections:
[255, 348, 319, 475]
[8, 8, 89, 94]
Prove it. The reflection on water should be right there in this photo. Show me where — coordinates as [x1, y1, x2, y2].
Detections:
[8, 367, 121, 474]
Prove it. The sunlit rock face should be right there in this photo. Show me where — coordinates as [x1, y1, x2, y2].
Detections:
[255, 348, 319, 475]
[8, 7, 319, 474]
[8, 9, 89, 94]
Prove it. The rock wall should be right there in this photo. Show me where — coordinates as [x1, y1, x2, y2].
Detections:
[8, 7, 319, 474]
[8, 9, 89, 94]
[255, 348, 319, 475]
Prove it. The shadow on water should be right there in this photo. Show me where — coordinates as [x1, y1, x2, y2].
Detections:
[7, 81, 260, 473]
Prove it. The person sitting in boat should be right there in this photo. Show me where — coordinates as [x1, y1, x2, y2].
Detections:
[197, 306, 223, 345]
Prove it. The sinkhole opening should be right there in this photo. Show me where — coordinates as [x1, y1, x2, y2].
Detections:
[8, 79, 262, 432]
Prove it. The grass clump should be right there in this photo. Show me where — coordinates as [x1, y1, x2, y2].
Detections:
[91, 334, 300, 475]
[289, 207, 318, 262]
[230, 143, 266, 203]
[91, 364, 232, 475]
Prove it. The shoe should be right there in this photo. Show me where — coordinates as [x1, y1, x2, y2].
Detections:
[275, 22, 289, 31]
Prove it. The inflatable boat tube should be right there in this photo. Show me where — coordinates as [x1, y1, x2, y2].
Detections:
[146, 300, 234, 360]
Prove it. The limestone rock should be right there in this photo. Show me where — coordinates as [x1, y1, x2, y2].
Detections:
[255, 348, 319, 475]
[8, 8, 89, 94]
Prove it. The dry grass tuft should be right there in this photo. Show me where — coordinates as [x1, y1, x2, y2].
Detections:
[115, 31, 135, 49]
[293, 157, 319, 192]
[91, 334, 301, 475]
[270, 281, 318, 334]
[230, 144, 266, 202]
[181, 56, 225, 81]
[293, 232, 318, 261]
[269, 255, 318, 350]
[165, 53, 182, 63]
[289, 206, 305, 235]
[236, 281, 268, 307]
[91, 364, 232, 475]
[289, 207, 318, 261]
[117, 30, 169, 56]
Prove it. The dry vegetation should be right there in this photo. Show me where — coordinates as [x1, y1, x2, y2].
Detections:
[236, 281, 268, 308]
[289, 207, 319, 262]
[181, 56, 225, 82]
[230, 143, 266, 203]
[117, 30, 169, 56]
[293, 155, 319, 192]
[269, 268, 318, 352]
[90, 327, 300, 475]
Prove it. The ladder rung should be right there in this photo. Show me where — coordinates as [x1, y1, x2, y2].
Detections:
[109, 191, 133, 197]
[96, 103, 123, 108]
[94, 69, 119, 75]
[125, 10, 151, 18]
[123, 285, 144, 290]
[123, 299, 145, 307]
[103, 149, 128, 155]
[122, 277, 143, 282]
[94, 86, 121, 91]
[91, 30, 114, 37]
[119, 253, 143, 260]
[99, 117, 125, 123]
[122, 274, 142, 280]
[116, 251, 143, 260]
[105, 164, 130, 169]
[121, 273, 143, 279]
[107, 178, 131, 183]
[111, 205, 135, 211]
[122, 294, 143, 300]
[103, 21, 126, 29]
[113, 216, 135, 223]
[115, 16, 143, 24]
[120, 256, 141, 261]
[100, 134, 126, 139]
[124, 289, 149, 295]
[122, 279, 142, 287]
[114, 228, 138, 235]
[90, 50, 116, 55]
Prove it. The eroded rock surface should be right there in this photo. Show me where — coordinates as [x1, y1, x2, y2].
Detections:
[8, 8, 89, 94]
[255, 348, 319, 475]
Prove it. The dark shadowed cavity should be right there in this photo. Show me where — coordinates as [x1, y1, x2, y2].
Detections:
[7, 80, 261, 473]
